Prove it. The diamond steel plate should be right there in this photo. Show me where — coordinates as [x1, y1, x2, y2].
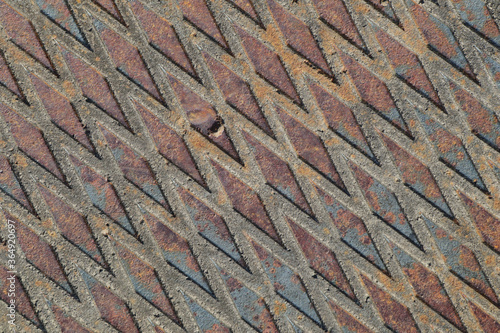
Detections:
[0, 0, 500, 332]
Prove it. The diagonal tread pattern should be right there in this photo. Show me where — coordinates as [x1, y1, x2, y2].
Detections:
[0, 0, 499, 331]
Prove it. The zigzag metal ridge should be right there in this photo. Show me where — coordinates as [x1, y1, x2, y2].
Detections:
[0, 0, 499, 331]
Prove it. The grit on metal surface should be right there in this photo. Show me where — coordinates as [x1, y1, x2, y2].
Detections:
[0, 0, 500, 332]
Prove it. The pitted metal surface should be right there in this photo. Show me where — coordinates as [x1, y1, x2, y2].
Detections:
[0, 0, 500, 332]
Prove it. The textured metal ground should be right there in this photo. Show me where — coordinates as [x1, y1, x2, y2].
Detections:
[0, 0, 500, 332]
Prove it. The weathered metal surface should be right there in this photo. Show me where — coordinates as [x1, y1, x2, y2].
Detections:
[30, 74, 95, 153]
[95, 18, 163, 102]
[424, 216, 498, 305]
[60, 45, 130, 128]
[250, 238, 321, 325]
[361, 274, 420, 332]
[405, 0, 476, 80]
[0, 156, 34, 214]
[450, 0, 500, 47]
[179, 187, 247, 269]
[99, 124, 170, 210]
[50, 303, 91, 333]
[0, 52, 23, 100]
[1, 0, 500, 331]
[450, 81, 500, 152]
[0, 0, 54, 71]
[212, 160, 281, 243]
[79, 268, 139, 332]
[340, 51, 410, 136]
[459, 192, 500, 253]
[113, 240, 180, 324]
[413, 105, 486, 191]
[374, 26, 443, 109]
[129, 0, 197, 79]
[244, 131, 312, 215]
[235, 25, 301, 105]
[13, 214, 74, 295]
[92, 0, 124, 24]
[143, 210, 213, 295]
[218, 267, 278, 332]
[276, 106, 347, 190]
[316, 186, 386, 271]
[0, 264, 42, 329]
[350, 161, 421, 247]
[204, 53, 273, 137]
[267, 0, 331, 77]
[380, 132, 453, 218]
[135, 100, 207, 188]
[328, 301, 373, 333]
[310, 0, 366, 51]
[183, 294, 231, 332]
[364, 0, 399, 25]
[168, 73, 241, 162]
[391, 241, 466, 331]
[310, 82, 376, 163]
[287, 217, 357, 300]
[1, 104, 65, 182]
[38, 184, 107, 268]
[36, 0, 88, 47]
[178, 0, 229, 50]
[470, 301, 500, 333]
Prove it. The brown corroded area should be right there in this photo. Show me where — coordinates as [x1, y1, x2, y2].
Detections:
[51, 305, 90, 333]
[30, 74, 94, 152]
[451, 82, 500, 151]
[328, 301, 373, 333]
[178, 187, 248, 268]
[277, 106, 347, 190]
[114, 241, 180, 323]
[92, 0, 124, 23]
[459, 192, 500, 253]
[83, 272, 139, 333]
[178, 0, 229, 49]
[211, 160, 280, 243]
[398, 254, 465, 331]
[0, 0, 54, 71]
[96, 20, 162, 102]
[38, 184, 107, 268]
[0, 264, 42, 329]
[13, 213, 73, 295]
[350, 162, 407, 227]
[1, 0, 500, 331]
[70, 155, 134, 234]
[229, 0, 260, 23]
[380, 132, 452, 217]
[135, 100, 206, 187]
[361, 275, 419, 333]
[60, 46, 129, 128]
[129, 0, 197, 78]
[1, 103, 65, 182]
[310, 82, 376, 161]
[267, 0, 332, 76]
[235, 25, 301, 104]
[470, 301, 500, 333]
[204, 52, 273, 136]
[340, 51, 409, 135]
[310, 0, 365, 50]
[374, 27, 442, 108]
[0, 51, 23, 99]
[0, 156, 34, 214]
[167, 73, 240, 162]
[406, 0, 476, 81]
[288, 217, 356, 300]
[243, 131, 312, 215]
